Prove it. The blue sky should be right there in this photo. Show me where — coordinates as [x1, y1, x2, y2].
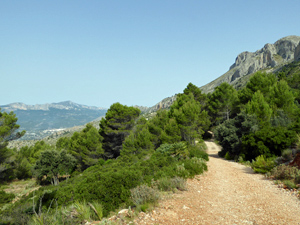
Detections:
[1, 0, 300, 108]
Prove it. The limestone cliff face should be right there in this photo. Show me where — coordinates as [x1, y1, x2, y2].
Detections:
[201, 35, 300, 93]
[295, 42, 300, 62]
[139, 95, 177, 114]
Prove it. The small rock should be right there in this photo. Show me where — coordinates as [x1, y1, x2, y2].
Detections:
[118, 209, 128, 215]
[108, 215, 117, 221]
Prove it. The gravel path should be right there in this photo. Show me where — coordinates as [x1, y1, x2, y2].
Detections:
[134, 141, 300, 225]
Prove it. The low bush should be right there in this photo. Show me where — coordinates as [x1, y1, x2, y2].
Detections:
[170, 176, 187, 191]
[224, 152, 232, 160]
[156, 142, 189, 160]
[72, 200, 103, 222]
[270, 164, 300, 181]
[251, 155, 276, 174]
[282, 180, 298, 189]
[183, 157, 207, 178]
[188, 145, 209, 161]
[281, 149, 293, 161]
[140, 203, 149, 212]
[156, 177, 174, 192]
[130, 184, 160, 206]
[0, 190, 15, 205]
[156, 176, 186, 192]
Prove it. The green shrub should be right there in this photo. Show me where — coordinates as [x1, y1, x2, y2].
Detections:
[67, 200, 104, 223]
[27, 207, 79, 225]
[157, 177, 174, 192]
[224, 152, 231, 160]
[281, 149, 293, 161]
[72, 200, 93, 222]
[0, 190, 15, 205]
[183, 157, 207, 178]
[188, 145, 209, 161]
[88, 201, 103, 220]
[130, 184, 160, 206]
[283, 180, 297, 189]
[238, 155, 244, 163]
[251, 155, 276, 174]
[140, 203, 149, 212]
[156, 142, 189, 159]
[156, 176, 186, 192]
[175, 163, 189, 178]
[270, 164, 300, 181]
[170, 176, 187, 191]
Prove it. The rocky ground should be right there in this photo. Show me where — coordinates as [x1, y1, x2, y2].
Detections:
[132, 141, 300, 225]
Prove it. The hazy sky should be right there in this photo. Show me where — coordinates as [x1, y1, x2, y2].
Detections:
[1, 1, 300, 108]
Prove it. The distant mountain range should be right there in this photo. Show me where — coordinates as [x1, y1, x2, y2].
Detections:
[0, 101, 107, 140]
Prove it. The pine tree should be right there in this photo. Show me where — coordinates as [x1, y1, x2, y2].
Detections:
[208, 82, 239, 124]
[183, 82, 207, 105]
[245, 90, 272, 125]
[239, 71, 277, 105]
[170, 94, 210, 145]
[68, 123, 103, 171]
[99, 103, 140, 158]
[0, 110, 25, 182]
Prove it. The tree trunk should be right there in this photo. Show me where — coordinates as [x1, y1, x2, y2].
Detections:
[53, 176, 59, 186]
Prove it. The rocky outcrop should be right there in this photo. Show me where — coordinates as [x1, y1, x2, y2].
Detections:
[201, 35, 300, 93]
[295, 42, 300, 62]
[289, 153, 300, 169]
[138, 95, 177, 114]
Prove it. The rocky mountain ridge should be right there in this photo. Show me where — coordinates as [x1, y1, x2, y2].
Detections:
[139, 36, 300, 114]
[1, 100, 106, 112]
[200, 35, 300, 93]
[138, 95, 177, 115]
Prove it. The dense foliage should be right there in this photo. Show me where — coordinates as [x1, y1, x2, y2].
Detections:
[214, 70, 300, 161]
[0, 110, 25, 182]
[56, 123, 103, 171]
[0, 84, 210, 224]
[34, 149, 76, 185]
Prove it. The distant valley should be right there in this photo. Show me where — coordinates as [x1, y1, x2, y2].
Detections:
[0, 101, 107, 140]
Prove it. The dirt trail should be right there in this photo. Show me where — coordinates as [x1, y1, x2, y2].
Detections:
[134, 141, 300, 225]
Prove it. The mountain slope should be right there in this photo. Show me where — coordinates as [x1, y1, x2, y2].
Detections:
[200, 35, 300, 93]
[139, 36, 300, 114]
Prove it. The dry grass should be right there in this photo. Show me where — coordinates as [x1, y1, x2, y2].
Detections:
[1, 179, 40, 203]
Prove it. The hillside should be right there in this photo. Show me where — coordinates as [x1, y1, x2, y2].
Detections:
[0, 101, 107, 140]
[138, 36, 300, 114]
[200, 35, 300, 93]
